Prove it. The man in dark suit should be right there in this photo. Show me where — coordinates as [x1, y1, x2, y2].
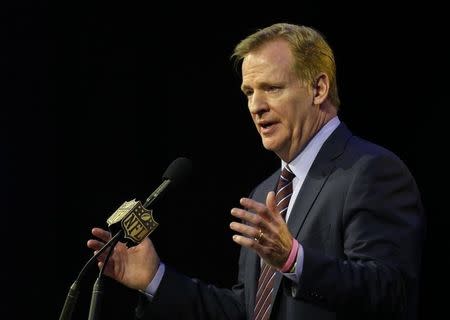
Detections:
[88, 23, 425, 319]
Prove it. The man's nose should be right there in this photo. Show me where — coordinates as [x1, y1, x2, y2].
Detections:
[248, 91, 269, 116]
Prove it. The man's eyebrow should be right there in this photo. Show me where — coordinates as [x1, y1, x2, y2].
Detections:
[242, 81, 278, 92]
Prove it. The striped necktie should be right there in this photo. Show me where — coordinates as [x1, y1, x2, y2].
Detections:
[253, 165, 295, 320]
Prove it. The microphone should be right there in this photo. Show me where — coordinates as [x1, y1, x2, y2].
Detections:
[106, 157, 192, 247]
[58, 157, 192, 320]
[143, 156, 193, 208]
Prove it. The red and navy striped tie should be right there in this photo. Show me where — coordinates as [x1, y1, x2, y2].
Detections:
[253, 165, 295, 320]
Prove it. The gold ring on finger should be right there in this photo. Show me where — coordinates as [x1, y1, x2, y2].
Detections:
[254, 229, 264, 243]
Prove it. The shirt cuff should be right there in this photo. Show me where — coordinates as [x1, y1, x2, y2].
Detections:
[139, 262, 166, 301]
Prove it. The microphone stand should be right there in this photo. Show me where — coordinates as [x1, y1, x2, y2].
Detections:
[58, 230, 123, 320]
[87, 234, 120, 320]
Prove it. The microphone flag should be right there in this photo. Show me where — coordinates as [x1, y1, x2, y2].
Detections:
[107, 199, 158, 247]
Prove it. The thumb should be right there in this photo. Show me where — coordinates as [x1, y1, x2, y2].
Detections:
[266, 191, 278, 216]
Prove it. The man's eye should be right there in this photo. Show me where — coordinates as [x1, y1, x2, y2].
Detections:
[268, 86, 279, 92]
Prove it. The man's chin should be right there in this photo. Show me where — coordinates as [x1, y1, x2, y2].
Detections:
[261, 139, 278, 152]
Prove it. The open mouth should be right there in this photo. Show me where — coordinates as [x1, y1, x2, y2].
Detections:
[259, 121, 277, 133]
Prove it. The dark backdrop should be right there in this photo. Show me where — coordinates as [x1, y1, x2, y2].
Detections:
[3, 1, 445, 319]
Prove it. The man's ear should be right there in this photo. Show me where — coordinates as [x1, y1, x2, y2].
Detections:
[313, 73, 329, 105]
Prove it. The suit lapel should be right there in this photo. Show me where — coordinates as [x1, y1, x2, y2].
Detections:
[287, 122, 351, 238]
[286, 161, 335, 237]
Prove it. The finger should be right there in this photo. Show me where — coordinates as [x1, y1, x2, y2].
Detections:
[98, 261, 116, 278]
[265, 191, 284, 223]
[231, 207, 264, 228]
[230, 221, 261, 239]
[239, 197, 266, 213]
[232, 234, 263, 251]
[87, 239, 105, 251]
[240, 197, 274, 222]
[266, 191, 277, 213]
[93, 250, 107, 263]
[92, 228, 111, 242]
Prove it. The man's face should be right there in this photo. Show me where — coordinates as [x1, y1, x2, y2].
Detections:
[241, 39, 316, 162]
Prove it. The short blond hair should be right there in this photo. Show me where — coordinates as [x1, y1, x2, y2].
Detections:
[232, 23, 340, 108]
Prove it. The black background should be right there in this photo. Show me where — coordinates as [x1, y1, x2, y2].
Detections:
[2, 1, 446, 319]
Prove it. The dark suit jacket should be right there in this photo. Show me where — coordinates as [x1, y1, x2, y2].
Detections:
[136, 123, 425, 320]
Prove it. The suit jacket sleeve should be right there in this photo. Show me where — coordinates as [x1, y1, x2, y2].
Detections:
[135, 262, 247, 320]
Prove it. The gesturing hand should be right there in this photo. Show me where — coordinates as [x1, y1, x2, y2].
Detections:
[230, 191, 293, 269]
[86, 228, 160, 291]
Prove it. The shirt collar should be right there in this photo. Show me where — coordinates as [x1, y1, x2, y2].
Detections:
[282, 116, 341, 177]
